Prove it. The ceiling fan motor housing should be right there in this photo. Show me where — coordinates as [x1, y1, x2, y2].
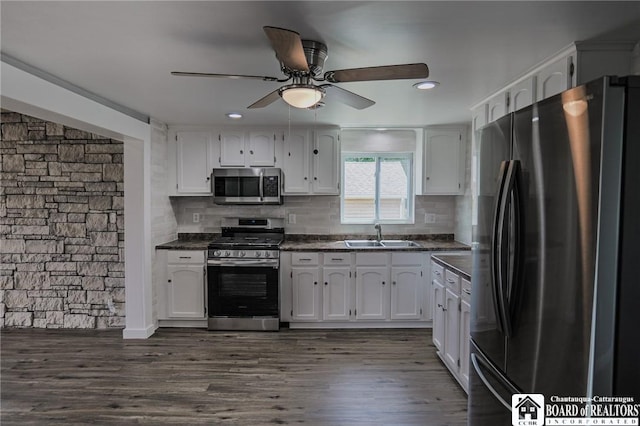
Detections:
[301, 40, 328, 77]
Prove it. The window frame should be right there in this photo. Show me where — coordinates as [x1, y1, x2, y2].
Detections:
[340, 152, 414, 225]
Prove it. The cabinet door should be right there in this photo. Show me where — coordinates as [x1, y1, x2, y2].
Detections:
[355, 267, 389, 320]
[176, 131, 212, 193]
[390, 266, 422, 320]
[432, 279, 445, 351]
[322, 267, 351, 321]
[282, 130, 311, 194]
[443, 287, 461, 372]
[536, 54, 573, 101]
[312, 129, 340, 194]
[292, 267, 320, 321]
[423, 129, 463, 195]
[166, 264, 205, 318]
[487, 91, 509, 123]
[219, 131, 246, 167]
[510, 76, 536, 112]
[460, 296, 471, 393]
[247, 131, 276, 167]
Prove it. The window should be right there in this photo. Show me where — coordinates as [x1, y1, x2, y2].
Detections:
[341, 153, 414, 224]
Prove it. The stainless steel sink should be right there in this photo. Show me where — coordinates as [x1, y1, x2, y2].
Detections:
[380, 240, 421, 248]
[343, 239, 420, 248]
[344, 240, 384, 248]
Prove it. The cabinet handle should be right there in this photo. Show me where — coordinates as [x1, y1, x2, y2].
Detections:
[206, 176, 210, 181]
[437, 303, 443, 308]
[313, 149, 319, 155]
[240, 150, 244, 154]
[299, 258, 312, 261]
[382, 281, 386, 286]
[392, 281, 396, 285]
[250, 150, 254, 155]
[168, 279, 172, 283]
[426, 176, 430, 180]
[314, 177, 318, 180]
[304, 177, 308, 180]
[462, 288, 471, 295]
[331, 258, 343, 261]
[434, 271, 441, 275]
[314, 281, 318, 286]
[324, 282, 328, 286]
[447, 278, 456, 283]
[179, 256, 192, 259]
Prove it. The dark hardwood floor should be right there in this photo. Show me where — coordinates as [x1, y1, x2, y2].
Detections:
[1, 328, 468, 425]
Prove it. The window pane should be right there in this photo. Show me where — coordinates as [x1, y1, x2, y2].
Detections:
[343, 157, 375, 221]
[379, 157, 410, 220]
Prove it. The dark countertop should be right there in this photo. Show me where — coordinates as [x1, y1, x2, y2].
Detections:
[431, 253, 473, 278]
[156, 234, 471, 253]
[280, 239, 470, 252]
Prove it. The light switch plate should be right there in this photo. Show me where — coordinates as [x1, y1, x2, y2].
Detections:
[288, 213, 296, 224]
[193, 213, 200, 223]
[425, 213, 436, 224]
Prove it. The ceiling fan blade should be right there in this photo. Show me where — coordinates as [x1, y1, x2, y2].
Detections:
[171, 71, 279, 81]
[263, 26, 309, 72]
[319, 84, 375, 110]
[247, 89, 282, 109]
[324, 63, 429, 83]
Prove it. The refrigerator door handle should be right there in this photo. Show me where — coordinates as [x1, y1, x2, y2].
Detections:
[471, 353, 512, 411]
[497, 160, 520, 337]
[491, 160, 510, 335]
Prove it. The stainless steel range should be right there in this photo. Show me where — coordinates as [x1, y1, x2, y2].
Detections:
[206, 218, 284, 331]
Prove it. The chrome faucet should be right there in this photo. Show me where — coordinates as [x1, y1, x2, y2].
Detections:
[374, 223, 382, 242]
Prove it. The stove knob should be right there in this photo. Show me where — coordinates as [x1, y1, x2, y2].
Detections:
[264, 251, 271, 258]
[213, 250, 221, 257]
[255, 251, 262, 258]
[239, 251, 246, 257]
[224, 251, 231, 257]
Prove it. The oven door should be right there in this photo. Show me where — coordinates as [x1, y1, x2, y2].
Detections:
[207, 259, 279, 317]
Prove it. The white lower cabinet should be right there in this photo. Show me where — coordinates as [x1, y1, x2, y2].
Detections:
[431, 256, 471, 394]
[283, 251, 431, 328]
[160, 250, 207, 321]
[322, 266, 351, 321]
[355, 266, 389, 320]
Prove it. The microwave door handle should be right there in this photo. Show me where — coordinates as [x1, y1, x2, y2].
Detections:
[259, 169, 264, 201]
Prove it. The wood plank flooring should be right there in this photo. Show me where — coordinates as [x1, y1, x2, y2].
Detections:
[1, 328, 468, 425]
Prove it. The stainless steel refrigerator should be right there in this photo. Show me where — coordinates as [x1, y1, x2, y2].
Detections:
[468, 76, 640, 425]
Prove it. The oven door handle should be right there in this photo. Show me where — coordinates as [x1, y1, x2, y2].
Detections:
[207, 259, 279, 268]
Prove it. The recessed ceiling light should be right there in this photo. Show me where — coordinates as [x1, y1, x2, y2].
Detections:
[226, 112, 243, 119]
[413, 81, 440, 90]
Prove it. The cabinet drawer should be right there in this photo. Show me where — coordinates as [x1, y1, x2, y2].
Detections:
[445, 269, 461, 293]
[431, 261, 444, 281]
[323, 252, 351, 265]
[292, 252, 320, 266]
[355, 252, 388, 265]
[391, 252, 422, 266]
[461, 277, 471, 302]
[167, 250, 205, 264]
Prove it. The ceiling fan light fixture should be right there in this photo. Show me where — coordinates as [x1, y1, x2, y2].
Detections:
[280, 84, 325, 109]
[413, 80, 440, 90]
[226, 112, 243, 119]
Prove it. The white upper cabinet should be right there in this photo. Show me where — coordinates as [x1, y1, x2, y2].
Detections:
[282, 129, 311, 194]
[536, 54, 573, 101]
[247, 131, 276, 167]
[312, 129, 340, 194]
[176, 131, 213, 194]
[473, 41, 635, 125]
[423, 128, 465, 195]
[219, 131, 246, 167]
[510, 76, 536, 111]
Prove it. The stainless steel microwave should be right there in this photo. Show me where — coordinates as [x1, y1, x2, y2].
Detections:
[212, 168, 282, 205]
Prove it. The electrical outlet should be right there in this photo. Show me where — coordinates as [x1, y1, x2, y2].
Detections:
[288, 213, 296, 224]
[193, 213, 200, 223]
[425, 213, 436, 224]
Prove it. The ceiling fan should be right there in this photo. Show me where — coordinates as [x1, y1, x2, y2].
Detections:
[171, 26, 429, 110]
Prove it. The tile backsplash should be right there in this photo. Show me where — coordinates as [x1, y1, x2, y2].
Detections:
[172, 195, 455, 236]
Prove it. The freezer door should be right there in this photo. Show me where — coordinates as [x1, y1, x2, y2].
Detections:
[471, 114, 511, 371]
[506, 80, 605, 395]
[468, 340, 519, 426]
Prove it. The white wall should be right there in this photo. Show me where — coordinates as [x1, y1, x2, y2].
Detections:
[1, 60, 155, 339]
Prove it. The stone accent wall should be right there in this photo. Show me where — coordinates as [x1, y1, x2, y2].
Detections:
[0, 110, 125, 329]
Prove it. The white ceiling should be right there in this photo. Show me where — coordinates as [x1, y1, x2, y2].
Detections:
[2, 1, 640, 128]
